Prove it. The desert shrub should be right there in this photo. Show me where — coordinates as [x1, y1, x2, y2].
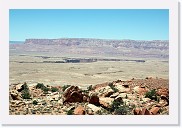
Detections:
[22, 82, 29, 90]
[145, 89, 157, 101]
[114, 105, 128, 115]
[36, 83, 45, 89]
[19, 83, 31, 99]
[42, 87, 49, 94]
[109, 83, 119, 92]
[18, 82, 29, 92]
[87, 85, 93, 91]
[21, 90, 31, 99]
[36, 83, 50, 93]
[125, 94, 128, 99]
[67, 109, 74, 115]
[51, 87, 58, 92]
[110, 100, 122, 112]
[33, 100, 38, 105]
[62, 85, 71, 92]
[109, 100, 131, 115]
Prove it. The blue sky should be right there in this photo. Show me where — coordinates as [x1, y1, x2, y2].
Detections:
[9, 9, 169, 41]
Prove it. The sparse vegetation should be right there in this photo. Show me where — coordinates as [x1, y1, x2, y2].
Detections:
[51, 87, 58, 92]
[82, 85, 93, 94]
[62, 85, 71, 92]
[67, 109, 74, 115]
[22, 90, 31, 99]
[96, 110, 102, 115]
[87, 85, 93, 91]
[33, 100, 38, 105]
[114, 105, 129, 115]
[109, 83, 119, 92]
[9, 78, 169, 115]
[110, 100, 122, 112]
[20, 83, 31, 99]
[36, 83, 45, 89]
[109, 100, 129, 115]
[145, 89, 157, 101]
[125, 94, 128, 99]
[36, 83, 50, 94]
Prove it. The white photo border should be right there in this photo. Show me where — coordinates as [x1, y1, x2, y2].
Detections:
[0, 0, 179, 125]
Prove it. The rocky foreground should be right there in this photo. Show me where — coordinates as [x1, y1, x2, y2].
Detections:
[9, 77, 169, 115]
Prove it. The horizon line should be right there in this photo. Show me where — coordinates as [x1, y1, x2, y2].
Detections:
[10, 37, 169, 42]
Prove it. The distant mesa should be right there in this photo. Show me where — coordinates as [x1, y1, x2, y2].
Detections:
[10, 38, 169, 59]
[24, 38, 169, 50]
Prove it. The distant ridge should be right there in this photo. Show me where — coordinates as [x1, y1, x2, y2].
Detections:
[24, 38, 168, 50]
[10, 38, 169, 59]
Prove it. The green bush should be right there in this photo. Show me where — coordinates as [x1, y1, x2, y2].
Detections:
[21, 90, 31, 99]
[51, 87, 59, 92]
[62, 85, 71, 92]
[87, 85, 93, 91]
[42, 87, 49, 94]
[114, 105, 128, 115]
[19, 83, 31, 99]
[145, 89, 157, 101]
[33, 100, 38, 105]
[22, 82, 29, 91]
[109, 83, 119, 92]
[110, 100, 122, 112]
[36, 83, 45, 89]
[67, 109, 74, 115]
[36, 83, 50, 93]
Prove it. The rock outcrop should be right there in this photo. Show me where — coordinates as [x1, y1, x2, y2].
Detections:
[9, 78, 169, 115]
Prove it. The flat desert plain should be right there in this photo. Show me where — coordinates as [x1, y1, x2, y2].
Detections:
[10, 52, 168, 88]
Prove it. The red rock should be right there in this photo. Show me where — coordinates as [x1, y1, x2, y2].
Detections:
[63, 86, 83, 103]
[89, 94, 100, 106]
[150, 107, 160, 115]
[140, 108, 150, 115]
[133, 108, 150, 115]
[160, 95, 169, 106]
[157, 88, 169, 97]
[74, 106, 85, 115]
[133, 108, 140, 115]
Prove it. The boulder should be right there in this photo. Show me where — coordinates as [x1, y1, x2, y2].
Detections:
[150, 107, 160, 115]
[89, 93, 100, 106]
[140, 108, 150, 115]
[133, 86, 149, 95]
[115, 84, 130, 93]
[110, 92, 119, 98]
[115, 93, 127, 99]
[133, 108, 140, 115]
[63, 86, 83, 103]
[74, 105, 85, 115]
[159, 95, 169, 106]
[15, 84, 22, 91]
[95, 86, 114, 97]
[99, 98, 114, 108]
[157, 88, 169, 97]
[87, 104, 101, 114]
[10, 90, 22, 100]
[142, 98, 151, 102]
[133, 107, 151, 115]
